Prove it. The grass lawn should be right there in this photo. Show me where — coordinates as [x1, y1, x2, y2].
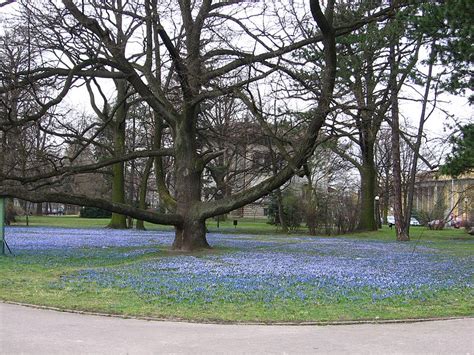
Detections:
[13, 215, 273, 233]
[14, 215, 467, 239]
[2, 218, 473, 323]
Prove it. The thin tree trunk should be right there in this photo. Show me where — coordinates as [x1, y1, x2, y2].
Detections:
[275, 188, 288, 232]
[267, 134, 288, 233]
[136, 158, 153, 230]
[127, 112, 137, 229]
[382, 168, 390, 224]
[389, 39, 409, 241]
[404, 40, 436, 234]
[36, 202, 43, 216]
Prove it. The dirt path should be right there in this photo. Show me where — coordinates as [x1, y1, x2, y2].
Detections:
[1, 303, 472, 354]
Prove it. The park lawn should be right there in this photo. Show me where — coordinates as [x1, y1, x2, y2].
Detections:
[1, 222, 472, 323]
[13, 215, 274, 233]
[14, 214, 468, 239]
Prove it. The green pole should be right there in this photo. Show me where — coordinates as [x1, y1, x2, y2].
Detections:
[0, 198, 5, 255]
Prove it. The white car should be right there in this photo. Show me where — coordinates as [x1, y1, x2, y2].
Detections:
[410, 217, 421, 226]
[386, 216, 420, 226]
[387, 216, 395, 226]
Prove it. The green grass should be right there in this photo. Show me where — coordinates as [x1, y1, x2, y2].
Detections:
[13, 215, 175, 230]
[13, 215, 283, 234]
[3, 216, 473, 323]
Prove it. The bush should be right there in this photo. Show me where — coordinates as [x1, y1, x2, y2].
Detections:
[80, 206, 112, 218]
[303, 185, 358, 236]
[267, 190, 304, 231]
[283, 193, 304, 230]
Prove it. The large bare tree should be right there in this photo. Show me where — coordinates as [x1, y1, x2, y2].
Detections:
[1, 0, 397, 250]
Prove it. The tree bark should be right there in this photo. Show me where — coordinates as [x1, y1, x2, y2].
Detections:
[108, 79, 128, 229]
[35, 202, 43, 216]
[135, 158, 153, 230]
[404, 40, 436, 234]
[389, 38, 409, 241]
[173, 218, 210, 251]
[276, 188, 288, 233]
[357, 145, 377, 231]
[153, 112, 176, 212]
[172, 113, 210, 250]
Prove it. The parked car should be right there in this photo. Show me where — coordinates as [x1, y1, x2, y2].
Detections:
[387, 216, 395, 227]
[410, 217, 421, 226]
[386, 216, 421, 227]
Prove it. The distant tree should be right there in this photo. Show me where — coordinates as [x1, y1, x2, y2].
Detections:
[298, 1, 422, 232]
[441, 124, 474, 177]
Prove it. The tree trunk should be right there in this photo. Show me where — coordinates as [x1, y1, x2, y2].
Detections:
[35, 202, 43, 216]
[153, 112, 176, 212]
[404, 40, 436, 234]
[357, 149, 377, 231]
[381, 150, 391, 225]
[136, 158, 153, 230]
[109, 161, 127, 228]
[172, 219, 210, 251]
[171, 116, 210, 250]
[108, 79, 128, 229]
[389, 39, 409, 241]
[275, 188, 288, 233]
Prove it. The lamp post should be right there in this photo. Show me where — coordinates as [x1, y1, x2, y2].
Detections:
[374, 195, 381, 229]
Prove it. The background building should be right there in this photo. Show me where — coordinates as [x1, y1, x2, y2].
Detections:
[414, 171, 473, 225]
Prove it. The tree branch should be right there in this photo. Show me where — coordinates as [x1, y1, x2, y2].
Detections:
[2, 149, 174, 184]
[0, 187, 182, 225]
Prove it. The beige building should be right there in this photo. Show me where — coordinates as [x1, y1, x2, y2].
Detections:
[414, 171, 473, 224]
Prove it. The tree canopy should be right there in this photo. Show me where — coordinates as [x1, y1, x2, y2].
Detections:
[441, 123, 474, 177]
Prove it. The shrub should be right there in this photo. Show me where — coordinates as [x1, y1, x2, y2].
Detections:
[303, 185, 358, 235]
[267, 190, 304, 231]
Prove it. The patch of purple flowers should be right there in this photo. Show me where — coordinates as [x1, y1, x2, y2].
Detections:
[5, 227, 473, 304]
[7, 227, 172, 250]
[6, 227, 170, 261]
